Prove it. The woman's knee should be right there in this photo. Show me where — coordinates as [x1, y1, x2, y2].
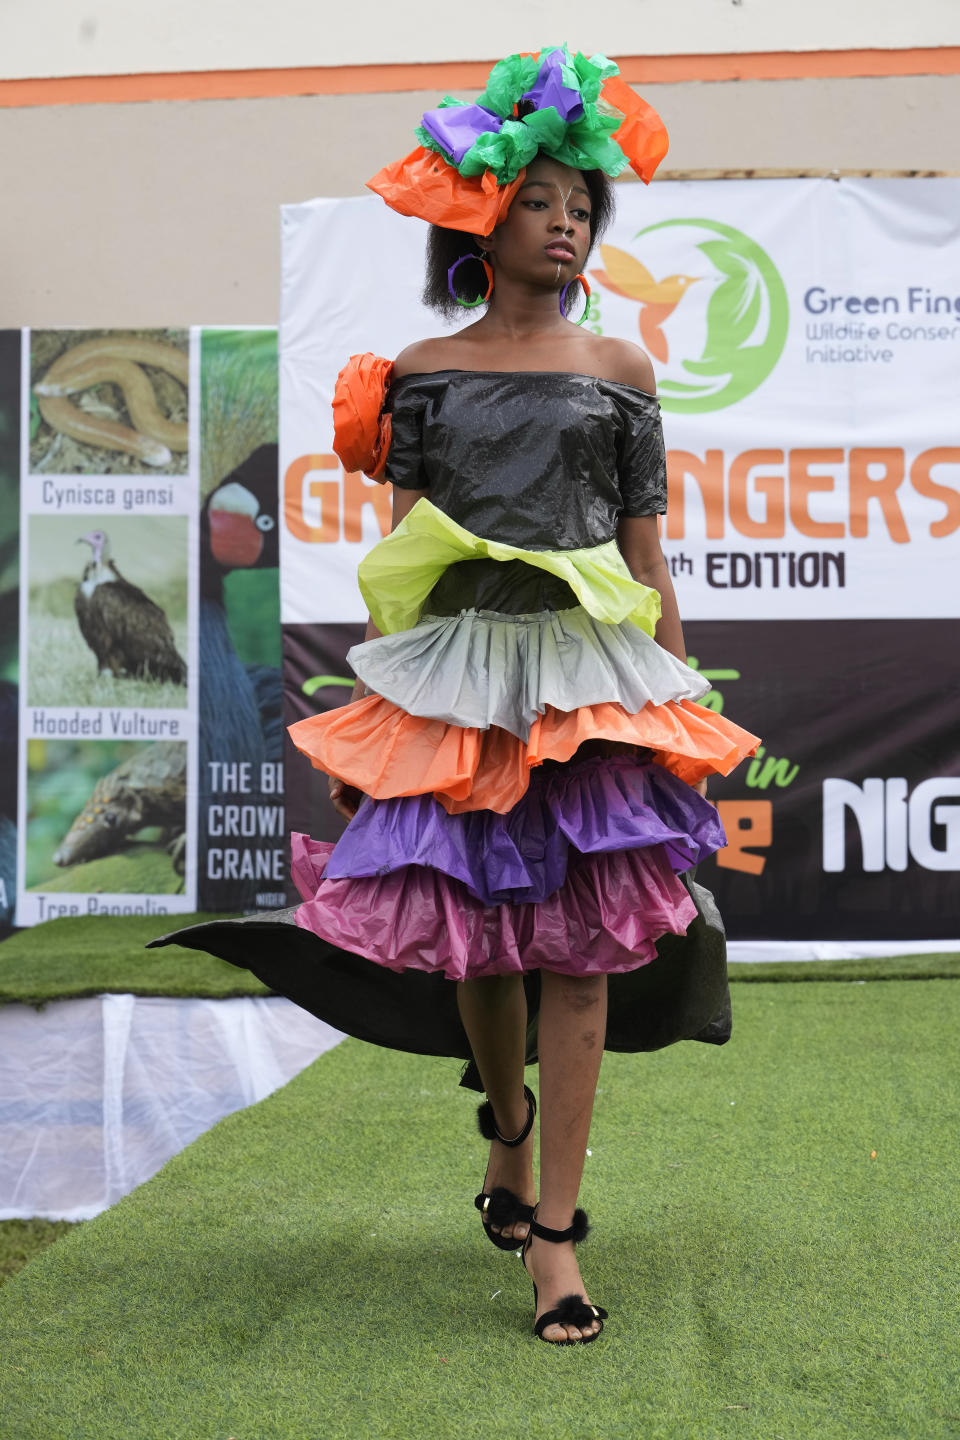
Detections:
[542, 971, 606, 1013]
[458, 973, 524, 1011]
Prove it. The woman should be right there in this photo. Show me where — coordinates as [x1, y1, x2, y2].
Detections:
[156, 47, 759, 1347]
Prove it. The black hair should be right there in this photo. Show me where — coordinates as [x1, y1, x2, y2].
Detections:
[422, 165, 616, 319]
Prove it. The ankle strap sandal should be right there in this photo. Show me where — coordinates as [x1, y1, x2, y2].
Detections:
[473, 1084, 536, 1252]
[523, 1208, 608, 1345]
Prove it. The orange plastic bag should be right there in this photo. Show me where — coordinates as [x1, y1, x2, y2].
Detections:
[331, 353, 394, 481]
[367, 147, 526, 233]
[526, 699, 759, 788]
[601, 76, 670, 183]
[288, 694, 760, 814]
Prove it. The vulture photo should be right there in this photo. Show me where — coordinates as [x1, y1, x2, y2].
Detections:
[75, 528, 187, 683]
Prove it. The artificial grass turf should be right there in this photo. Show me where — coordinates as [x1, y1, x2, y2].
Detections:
[1, 980, 959, 1439]
[2, 913, 959, 1008]
[0, 1220, 76, 1286]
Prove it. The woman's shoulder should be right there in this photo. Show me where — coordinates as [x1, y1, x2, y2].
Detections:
[391, 333, 658, 396]
[580, 336, 658, 398]
[392, 338, 462, 380]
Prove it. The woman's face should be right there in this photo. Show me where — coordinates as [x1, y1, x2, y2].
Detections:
[486, 156, 592, 288]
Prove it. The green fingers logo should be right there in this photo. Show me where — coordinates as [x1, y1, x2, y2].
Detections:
[592, 219, 788, 413]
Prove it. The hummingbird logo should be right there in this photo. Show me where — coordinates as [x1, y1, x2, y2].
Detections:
[590, 250, 699, 363]
[592, 218, 789, 414]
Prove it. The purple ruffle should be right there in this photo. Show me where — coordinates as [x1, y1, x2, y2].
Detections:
[291, 833, 697, 981]
[324, 754, 725, 906]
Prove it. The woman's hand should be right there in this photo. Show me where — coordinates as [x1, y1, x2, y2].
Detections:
[616, 515, 688, 665]
[328, 775, 364, 821]
[326, 662, 378, 822]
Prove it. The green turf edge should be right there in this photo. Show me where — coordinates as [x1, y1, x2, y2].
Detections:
[2, 913, 959, 1007]
[0, 913, 271, 1006]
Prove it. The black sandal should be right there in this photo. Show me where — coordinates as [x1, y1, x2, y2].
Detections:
[522, 1209, 608, 1345]
[473, 1084, 536, 1252]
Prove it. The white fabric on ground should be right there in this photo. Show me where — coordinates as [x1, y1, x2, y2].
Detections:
[0, 994, 343, 1221]
[728, 940, 960, 963]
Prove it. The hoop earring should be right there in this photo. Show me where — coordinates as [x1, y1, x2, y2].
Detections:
[448, 253, 494, 308]
[559, 273, 591, 325]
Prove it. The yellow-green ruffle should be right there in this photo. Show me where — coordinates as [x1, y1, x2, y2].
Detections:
[359, 498, 662, 637]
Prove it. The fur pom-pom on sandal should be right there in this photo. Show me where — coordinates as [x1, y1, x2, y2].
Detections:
[522, 1209, 608, 1345]
[473, 1084, 536, 1251]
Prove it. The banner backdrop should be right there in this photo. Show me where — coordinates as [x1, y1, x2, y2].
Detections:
[11, 327, 283, 929]
[279, 178, 960, 959]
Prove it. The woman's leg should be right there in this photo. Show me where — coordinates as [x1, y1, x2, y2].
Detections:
[526, 969, 608, 1342]
[457, 975, 535, 1242]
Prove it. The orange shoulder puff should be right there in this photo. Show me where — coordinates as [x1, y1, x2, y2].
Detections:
[331, 353, 395, 482]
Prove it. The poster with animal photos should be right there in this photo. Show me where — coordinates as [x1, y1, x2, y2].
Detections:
[0, 332, 19, 937]
[12, 326, 284, 929]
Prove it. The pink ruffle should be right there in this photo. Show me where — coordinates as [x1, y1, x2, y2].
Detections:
[290, 832, 697, 981]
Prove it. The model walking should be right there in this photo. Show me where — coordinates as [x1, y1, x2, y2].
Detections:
[158, 45, 759, 1345]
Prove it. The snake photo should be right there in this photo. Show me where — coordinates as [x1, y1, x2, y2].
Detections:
[33, 336, 189, 467]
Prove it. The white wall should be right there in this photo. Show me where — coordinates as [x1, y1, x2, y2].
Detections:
[2, 75, 958, 327]
[3, 0, 960, 81]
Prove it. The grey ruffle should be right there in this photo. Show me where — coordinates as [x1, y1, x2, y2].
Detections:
[348, 607, 711, 740]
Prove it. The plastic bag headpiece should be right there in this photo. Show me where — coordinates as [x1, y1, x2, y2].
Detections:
[367, 45, 669, 234]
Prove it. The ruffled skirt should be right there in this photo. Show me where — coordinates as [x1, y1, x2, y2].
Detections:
[150, 481, 760, 1068]
[288, 498, 760, 986]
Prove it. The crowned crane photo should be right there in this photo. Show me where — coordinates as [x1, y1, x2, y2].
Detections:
[196, 442, 283, 904]
[74, 528, 187, 684]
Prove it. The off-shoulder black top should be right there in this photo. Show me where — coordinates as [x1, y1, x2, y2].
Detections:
[385, 370, 667, 552]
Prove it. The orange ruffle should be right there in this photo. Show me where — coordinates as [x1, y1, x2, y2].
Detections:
[367, 147, 526, 233]
[288, 696, 759, 815]
[331, 353, 394, 481]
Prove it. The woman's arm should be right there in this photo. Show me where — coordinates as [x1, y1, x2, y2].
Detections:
[618, 514, 709, 797]
[599, 341, 683, 654]
[347, 484, 427, 698]
[330, 483, 428, 819]
[616, 514, 687, 663]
